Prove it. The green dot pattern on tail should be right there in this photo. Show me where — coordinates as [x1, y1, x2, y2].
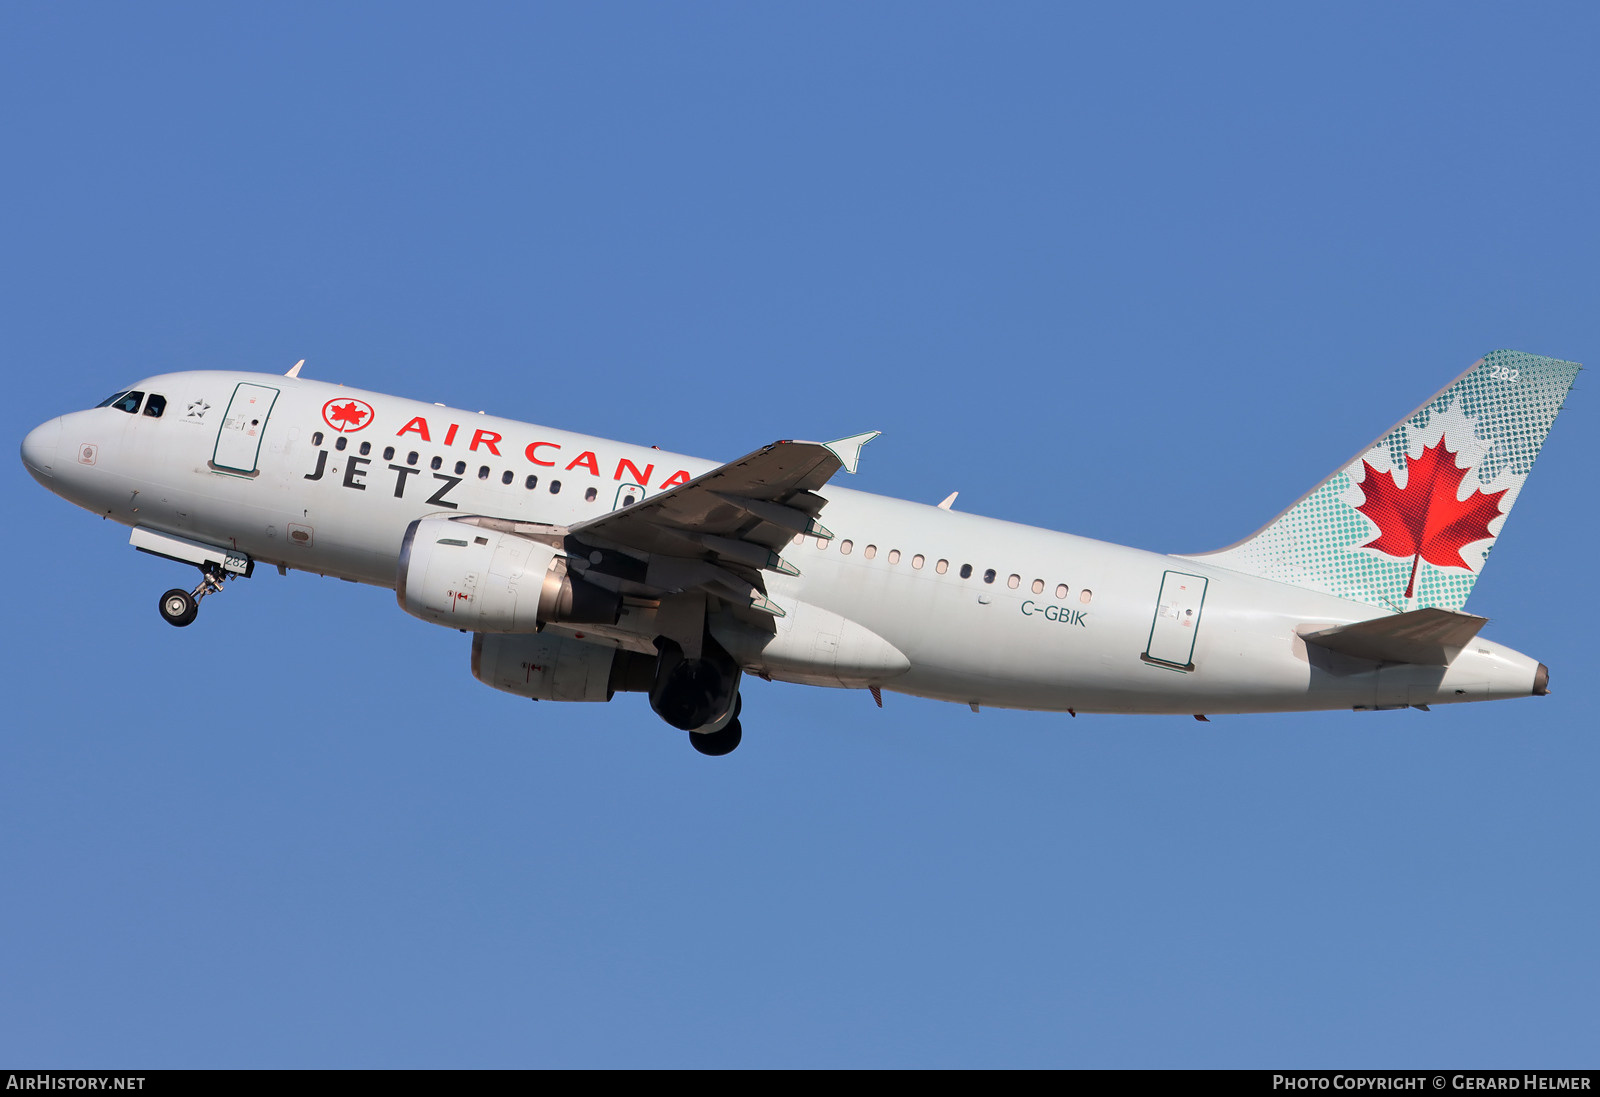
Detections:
[1187, 350, 1581, 613]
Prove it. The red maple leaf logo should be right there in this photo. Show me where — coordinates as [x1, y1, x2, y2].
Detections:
[328, 401, 368, 428]
[321, 397, 374, 433]
[1355, 438, 1507, 599]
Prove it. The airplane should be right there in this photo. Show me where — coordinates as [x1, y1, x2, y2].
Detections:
[19, 350, 1580, 756]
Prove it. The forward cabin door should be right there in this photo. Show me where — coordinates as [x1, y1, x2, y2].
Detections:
[1142, 570, 1208, 671]
[211, 383, 279, 475]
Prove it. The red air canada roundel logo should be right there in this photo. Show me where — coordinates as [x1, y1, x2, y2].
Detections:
[322, 398, 374, 433]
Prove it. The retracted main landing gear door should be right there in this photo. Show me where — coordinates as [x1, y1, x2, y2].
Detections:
[1143, 570, 1208, 671]
[211, 383, 279, 475]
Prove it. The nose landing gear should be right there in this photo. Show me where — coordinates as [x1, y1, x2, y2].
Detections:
[157, 564, 231, 627]
[158, 588, 198, 627]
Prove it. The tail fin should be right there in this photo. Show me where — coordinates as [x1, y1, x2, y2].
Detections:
[1187, 350, 1580, 612]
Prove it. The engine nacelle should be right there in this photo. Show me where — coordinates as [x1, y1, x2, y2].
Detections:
[473, 632, 620, 702]
[397, 516, 619, 632]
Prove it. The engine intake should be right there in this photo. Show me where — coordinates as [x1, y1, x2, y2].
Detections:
[398, 516, 619, 632]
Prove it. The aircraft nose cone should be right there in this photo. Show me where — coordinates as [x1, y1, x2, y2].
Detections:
[21, 417, 61, 482]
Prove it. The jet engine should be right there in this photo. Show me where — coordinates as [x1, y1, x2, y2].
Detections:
[398, 516, 619, 632]
[473, 632, 654, 702]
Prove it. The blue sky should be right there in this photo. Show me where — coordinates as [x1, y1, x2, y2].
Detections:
[2, 3, 1595, 1068]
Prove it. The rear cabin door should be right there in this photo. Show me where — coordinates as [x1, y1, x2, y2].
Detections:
[1143, 570, 1208, 671]
[211, 383, 279, 475]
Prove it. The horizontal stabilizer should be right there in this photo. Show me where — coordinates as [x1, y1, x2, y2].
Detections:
[1300, 608, 1487, 667]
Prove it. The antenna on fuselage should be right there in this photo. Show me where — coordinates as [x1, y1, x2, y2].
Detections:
[285, 359, 305, 378]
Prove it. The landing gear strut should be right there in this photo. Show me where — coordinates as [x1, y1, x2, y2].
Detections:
[157, 564, 230, 628]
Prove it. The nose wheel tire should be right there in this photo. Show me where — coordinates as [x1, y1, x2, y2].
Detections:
[689, 719, 742, 757]
[159, 588, 198, 627]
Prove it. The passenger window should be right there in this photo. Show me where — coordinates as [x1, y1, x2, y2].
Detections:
[359, 441, 370, 456]
[313, 432, 325, 447]
[912, 554, 924, 569]
[143, 394, 166, 418]
[888, 549, 901, 564]
[1079, 589, 1093, 604]
[864, 545, 877, 560]
[503, 470, 516, 486]
[983, 569, 996, 584]
[622, 494, 636, 506]
[793, 533, 805, 546]
[550, 480, 561, 494]
[335, 436, 347, 451]
[1056, 584, 1068, 599]
[935, 559, 949, 575]
[383, 446, 394, 460]
[816, 536, 828, 549]
[1007, 574, 1020, 589]
[840, 540, 853, 555]
[112, 391, 143, 414]
[585, 486, 597, 501]
[407, 451, 418, 466]
[525, 475, 538, 490]
[478, 466, 490, 480]
[455, 461, 466, 475]
[1032, 579, 1045, 594]
[431, 455, 442, 470]
[959, 564, 972, 579]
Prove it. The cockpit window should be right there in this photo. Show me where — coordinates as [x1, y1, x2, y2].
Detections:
[96, 390, 131, 409]
[107, 391, 145, 414]
[143, 394, 166, 418]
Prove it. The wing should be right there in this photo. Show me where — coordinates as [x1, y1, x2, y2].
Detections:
[564, 433, 877, 617]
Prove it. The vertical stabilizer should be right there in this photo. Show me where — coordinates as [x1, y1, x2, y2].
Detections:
[1186, 350, 1580, 612]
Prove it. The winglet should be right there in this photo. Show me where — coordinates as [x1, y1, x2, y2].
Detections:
[823, 431, 880, 475]
[937, 491, 958, 510]
[285, 359, 305, 378]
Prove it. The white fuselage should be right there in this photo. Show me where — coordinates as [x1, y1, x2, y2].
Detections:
[22, 371, 1544, 715]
